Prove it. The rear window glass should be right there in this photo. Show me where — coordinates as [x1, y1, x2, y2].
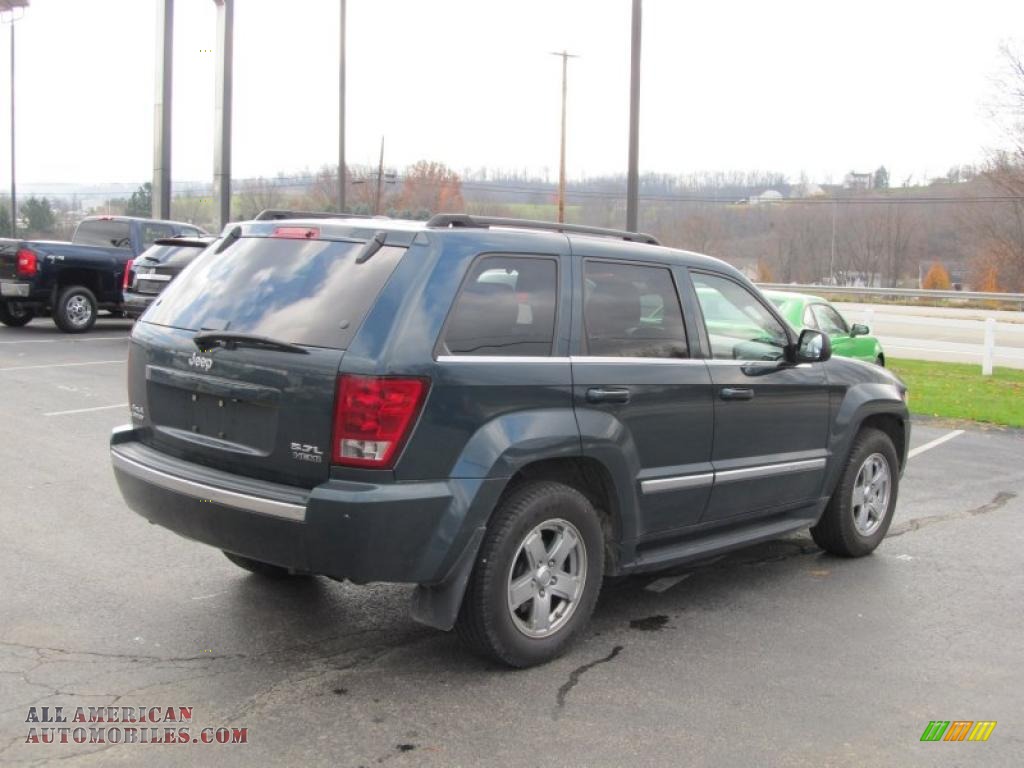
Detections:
[143, 237, 405, 349]
[137, 243, 209, 268]
[442, 255, 557, 356]
[73, 220, 132, 248]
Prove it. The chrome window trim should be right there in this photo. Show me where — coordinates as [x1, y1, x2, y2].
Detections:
[111, 449, 307, 522]
[436, 355, 571, 364]
[436, 355, 701, 365]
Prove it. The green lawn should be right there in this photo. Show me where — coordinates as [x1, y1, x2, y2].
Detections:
[888, 358, 1024, 428]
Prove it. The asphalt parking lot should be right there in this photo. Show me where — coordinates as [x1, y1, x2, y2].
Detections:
[1, 318, 1022, 767]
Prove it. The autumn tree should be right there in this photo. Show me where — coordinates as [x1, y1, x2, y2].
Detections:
[399, 161, 464, 215]
[921, 262, 952, 289]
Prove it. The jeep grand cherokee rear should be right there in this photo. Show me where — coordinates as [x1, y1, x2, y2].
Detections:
[111, 214, 909, 669]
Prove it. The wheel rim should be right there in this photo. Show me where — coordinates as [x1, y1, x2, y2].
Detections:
[507, 518, 587, 639]
[851, 453, 891, 536]
[66, 295, 93, 327]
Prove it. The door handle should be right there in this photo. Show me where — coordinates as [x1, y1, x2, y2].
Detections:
[720, 387, 754, 401]
[586, 387, 631, 404]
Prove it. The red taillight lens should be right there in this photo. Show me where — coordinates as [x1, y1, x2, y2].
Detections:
[273, 226, 320, 239]
[122, 258, 134, 290]
[331, 375, 428, 468]
[16, 249, 37, 278]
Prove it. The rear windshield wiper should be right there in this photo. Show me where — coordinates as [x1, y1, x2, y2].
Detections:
[193, 332, 308, 354]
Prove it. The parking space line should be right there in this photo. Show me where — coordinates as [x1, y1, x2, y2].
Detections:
[0, 336, 130, 345]
[44, 403, 128, 417]
[645, 574, 691, 593]
[0, 360, 125, 372]
[908, 430, 965, 460]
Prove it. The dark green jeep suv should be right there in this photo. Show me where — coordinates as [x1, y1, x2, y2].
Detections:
[110, 213, 909, 667]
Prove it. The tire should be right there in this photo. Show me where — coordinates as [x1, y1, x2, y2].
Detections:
[811, 428, 899, 557]
[0, 301, 34, 327]
[53, 285, 98, 333]
[222, 551, 308, 579]
[455, 481, 604, 668]
[875, 354, 885, 367]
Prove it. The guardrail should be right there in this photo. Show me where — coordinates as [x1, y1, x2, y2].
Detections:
[757, 283, 1024, 310]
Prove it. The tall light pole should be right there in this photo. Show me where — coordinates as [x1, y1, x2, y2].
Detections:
[625, 0, 642, 232]
[213, 0, 234, 231]
[551, 50, 577, 224]
[153, 0, 173, 220]
[0, 0, 28, 237]
[338, 0, 346, 213]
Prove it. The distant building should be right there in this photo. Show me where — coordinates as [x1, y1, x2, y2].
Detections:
[748, 190, 784, 205]
[843, 172, 874, 191]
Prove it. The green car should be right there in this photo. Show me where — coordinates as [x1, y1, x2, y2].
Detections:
[763, 290, 885, 365]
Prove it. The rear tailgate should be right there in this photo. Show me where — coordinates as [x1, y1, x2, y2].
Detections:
[131, 233, 407, 489]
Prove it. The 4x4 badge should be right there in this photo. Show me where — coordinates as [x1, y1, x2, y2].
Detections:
[188, 352, 213, 371]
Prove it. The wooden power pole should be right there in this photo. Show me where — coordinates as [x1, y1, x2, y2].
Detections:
[551, 50, 578, 224]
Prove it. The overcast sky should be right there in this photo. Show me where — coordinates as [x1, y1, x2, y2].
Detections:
[1, 0, 1022, 189]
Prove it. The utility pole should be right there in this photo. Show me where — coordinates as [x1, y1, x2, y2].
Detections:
[153, 0, 173, 220]
[373, 136, 384, 216]
[625, 0, 642, 232]
[212, 0, 234, 232]
[828, 198, 837, 284]
[9, 22, 15, 236]
[551, 50, 577, 224]
[337, 0, 346, 213]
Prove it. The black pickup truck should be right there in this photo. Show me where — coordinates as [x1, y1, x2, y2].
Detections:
[0, 216, 207, 332]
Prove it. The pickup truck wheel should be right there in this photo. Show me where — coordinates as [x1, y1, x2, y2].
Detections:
[455, 481, 604, 668]
[53, 286, 98, 333]
[222, 551, 310, 579]
[0, 301, 34, 327]
[812, 428, 899, 557]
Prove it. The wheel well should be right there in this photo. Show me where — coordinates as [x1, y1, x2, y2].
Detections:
[860, 414, 905, 468]
[501, 457, 621, 572]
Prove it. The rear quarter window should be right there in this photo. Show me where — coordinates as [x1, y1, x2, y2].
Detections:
[143, 237, 405, 349]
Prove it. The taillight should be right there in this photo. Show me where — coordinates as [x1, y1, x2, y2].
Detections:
[16, 249, 37, 278]
[273, 226, 319, 239]
[331, 375, 428, 468]
[122, 259, 134, 290]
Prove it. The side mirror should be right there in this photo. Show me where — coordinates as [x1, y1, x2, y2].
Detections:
[792, 329, 831, 363]
[850, 323, 869, 337]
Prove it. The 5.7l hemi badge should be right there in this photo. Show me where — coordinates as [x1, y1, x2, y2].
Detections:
[291, 443, 323, 463]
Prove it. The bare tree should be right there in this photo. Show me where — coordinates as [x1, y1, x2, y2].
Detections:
[235, 177, 281, 220]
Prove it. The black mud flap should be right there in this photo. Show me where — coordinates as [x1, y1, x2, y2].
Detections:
[409, 526, 486, 631]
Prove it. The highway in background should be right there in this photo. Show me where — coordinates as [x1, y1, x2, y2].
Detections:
[835, 302, 1024, 369]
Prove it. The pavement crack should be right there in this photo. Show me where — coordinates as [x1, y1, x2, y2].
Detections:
[886, 491, 1016, 538]
[553, 645, 623, 719]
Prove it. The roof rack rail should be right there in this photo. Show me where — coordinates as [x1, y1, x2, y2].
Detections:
[254, 209, 381, 221]
[425, 213, 660, 246]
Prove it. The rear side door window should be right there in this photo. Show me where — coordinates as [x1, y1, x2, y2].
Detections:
[691, 273, 789, 361]
[582, 261, 687, 358]
[441, 255, 558, 356]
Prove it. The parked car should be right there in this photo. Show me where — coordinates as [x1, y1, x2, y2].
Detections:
[764, 290, 886, 365]
[109, 213, 910, 667]
[123, 235, 217, 319]
[0, 216, 207, 332]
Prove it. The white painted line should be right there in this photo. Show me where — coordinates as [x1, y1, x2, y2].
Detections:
[0, 336, 130, 345]
[645, 573, 691, 594]
[44, 403, 128, 417]
[0, 359, 125, 372]
[908, 429, 965, 460]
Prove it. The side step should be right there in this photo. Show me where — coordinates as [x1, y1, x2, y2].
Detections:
[625, 510, 820, 575]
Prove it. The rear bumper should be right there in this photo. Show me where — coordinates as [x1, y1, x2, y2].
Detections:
[123, 291, 156, 318]
[110, 426, 503, 586]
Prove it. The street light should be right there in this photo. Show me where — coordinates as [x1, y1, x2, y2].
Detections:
[0, 0, 28, 237]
